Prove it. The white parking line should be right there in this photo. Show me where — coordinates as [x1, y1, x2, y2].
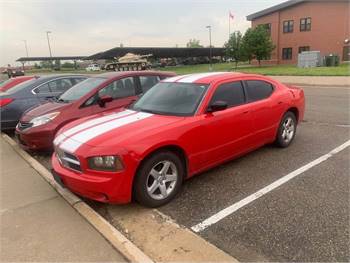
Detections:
[191, 139, 350, 233]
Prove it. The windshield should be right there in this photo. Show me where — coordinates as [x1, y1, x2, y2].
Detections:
[4, 78, 37, 94]
[131, 82, 208, 116]
[59, 77, 105, 102]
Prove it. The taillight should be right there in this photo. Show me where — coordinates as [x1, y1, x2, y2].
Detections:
[0, 98, 14, 107]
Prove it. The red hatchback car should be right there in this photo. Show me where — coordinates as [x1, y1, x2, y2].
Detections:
[16, 71, 175, 151]
[51, 72, 305, 207]
[0, 76, 35, 92]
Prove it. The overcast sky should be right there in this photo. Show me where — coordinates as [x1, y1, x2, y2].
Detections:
[0, 0, 286, 66]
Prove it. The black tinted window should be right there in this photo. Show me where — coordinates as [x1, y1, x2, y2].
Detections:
[210, 81, 245, 108]
[35, 83, 51, 93]
[139, 76, 160, 93]
[245, 80, 274, 102]
[99, 77, 135, 99]
[49, 79, 74, 93]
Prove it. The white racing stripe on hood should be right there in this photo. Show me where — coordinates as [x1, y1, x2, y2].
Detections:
[53, 109, 135, 146]
[59, 112, 153, 153]
[179, 72, 228, 83]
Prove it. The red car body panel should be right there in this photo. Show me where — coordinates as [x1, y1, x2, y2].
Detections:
[51, 72, 305, 204]
[0, 76, 35, 92]
[16, 71, 176, 151]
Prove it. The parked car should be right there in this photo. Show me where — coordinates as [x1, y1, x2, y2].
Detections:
[0, 74, 87, 131]
[86, 64, 101, 71]
[51, 72, 305, 207]
[16, 71, 176, 151]
[2, 68, 25, 77]
[0, 76, 35, 92]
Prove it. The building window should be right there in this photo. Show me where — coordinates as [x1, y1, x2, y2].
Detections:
[282, 48, 293, 60]
[299, 46, 310, 53]
[283, 20, 294, 33]
[261, 23, 271, 35]
[300, 17, 311, 31]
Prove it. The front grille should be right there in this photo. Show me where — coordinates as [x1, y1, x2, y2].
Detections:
[17, 121, 33, 131]
[56, 148, 82, 172]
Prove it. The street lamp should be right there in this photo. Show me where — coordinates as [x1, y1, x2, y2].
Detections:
[22, 40, 29, 58]
[46, 31, 53, 69]
[22, 40, 29, 71]
[206, 25, 212, 71]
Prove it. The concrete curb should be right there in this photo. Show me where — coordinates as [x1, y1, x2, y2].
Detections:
[1, 133, 154, 263]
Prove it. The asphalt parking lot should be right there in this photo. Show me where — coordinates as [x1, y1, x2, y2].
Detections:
[18, 85, 349, 262]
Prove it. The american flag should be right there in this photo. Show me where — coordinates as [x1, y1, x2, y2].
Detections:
[229, 11, 234, 20]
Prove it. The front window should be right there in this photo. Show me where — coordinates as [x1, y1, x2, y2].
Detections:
[58, 77, 105, 102]
[282, 48, 293, 60]
[300, 17, 311, 31]
[283, 20, 294, 33]
[299, 46, 310, 53]
[131, 82, 208, 116]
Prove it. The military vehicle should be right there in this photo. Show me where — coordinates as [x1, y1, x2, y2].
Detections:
[105, 53, 152, 71]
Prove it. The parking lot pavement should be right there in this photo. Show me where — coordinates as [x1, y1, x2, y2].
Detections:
[25, 85, 349, 261]
[158, 86, 350, 261]
[0, 137, 126, 262]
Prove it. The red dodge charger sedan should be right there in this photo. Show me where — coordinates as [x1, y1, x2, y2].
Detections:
[16, 71, 175, 151]
[52, 72, 305, 207]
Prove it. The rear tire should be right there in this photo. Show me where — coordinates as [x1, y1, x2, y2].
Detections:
[275, 111, 297, 148]
[134, 151, 184, 207]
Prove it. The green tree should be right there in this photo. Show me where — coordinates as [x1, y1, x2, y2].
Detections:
[242, 25, 275, 66]
[186, 39, 203, 48]
[224, 31, 244, 69]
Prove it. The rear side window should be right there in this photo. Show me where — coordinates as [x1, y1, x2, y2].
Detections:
[49, 78, 74, 93]
[35, 83, 51, 93]
[139, 75, 160, 93]
[245, 80, 274, 102]
[98, 77, 135, 99]
[210, 81, 245, 108]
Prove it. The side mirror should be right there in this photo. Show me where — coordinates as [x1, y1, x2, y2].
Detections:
[207, 100, 228, 113]
[97, 95, 113, 107]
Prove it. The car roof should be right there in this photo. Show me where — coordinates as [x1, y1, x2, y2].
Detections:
[95, 71, 176, 79]
[163, 72, 267, 84]
[36, 74, 89, 80]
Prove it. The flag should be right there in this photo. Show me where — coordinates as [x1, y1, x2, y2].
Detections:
[229, 11, 234, 20]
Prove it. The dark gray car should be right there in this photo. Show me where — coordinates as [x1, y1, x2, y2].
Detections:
[0, 74, 87, 130]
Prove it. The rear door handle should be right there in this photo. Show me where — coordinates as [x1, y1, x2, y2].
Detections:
[278, 101, 283, 105]
[243, 110, 249, 114]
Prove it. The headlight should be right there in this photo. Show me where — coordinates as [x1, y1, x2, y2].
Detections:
[31, 112, 60, 127]
[87, 156, 124, 172]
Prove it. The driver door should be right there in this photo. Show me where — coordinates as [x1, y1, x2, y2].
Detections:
[199, 80, 254, 167]
[84, 77, 139, 115]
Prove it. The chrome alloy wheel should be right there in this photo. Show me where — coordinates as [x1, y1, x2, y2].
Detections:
[146, 160, 178, 200]
[282, 117, 295, 143]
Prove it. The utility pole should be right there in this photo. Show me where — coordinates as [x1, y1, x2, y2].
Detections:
[206, 25, 212, 71]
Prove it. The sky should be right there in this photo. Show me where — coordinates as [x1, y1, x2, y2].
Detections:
[0, 0, 286, 66]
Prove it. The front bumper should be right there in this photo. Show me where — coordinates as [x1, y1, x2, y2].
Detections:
[15, 123, 57, 151]
[51, 152, 136, 204]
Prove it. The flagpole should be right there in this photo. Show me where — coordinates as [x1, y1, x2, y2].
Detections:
[228, 13, 231, 39]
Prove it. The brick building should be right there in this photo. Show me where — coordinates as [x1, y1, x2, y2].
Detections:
[247, 0, 350, 64]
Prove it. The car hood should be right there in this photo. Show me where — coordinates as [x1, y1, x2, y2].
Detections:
[21, 101, 71, 121]
[54, 109, 184, 153]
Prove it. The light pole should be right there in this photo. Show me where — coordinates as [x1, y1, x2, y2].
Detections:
[206, 25, 212, 71]
[22, 40, 29, 70]
[22, 40, 29, 58]
[46, 31, 53, 69]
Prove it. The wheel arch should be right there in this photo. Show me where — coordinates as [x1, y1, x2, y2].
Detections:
[131, 144, 189, 200]
[286, 107, 299, 123]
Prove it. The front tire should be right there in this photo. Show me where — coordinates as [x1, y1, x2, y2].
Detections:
[275, 111, 297, 148]
[134, 151, 184, 207]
